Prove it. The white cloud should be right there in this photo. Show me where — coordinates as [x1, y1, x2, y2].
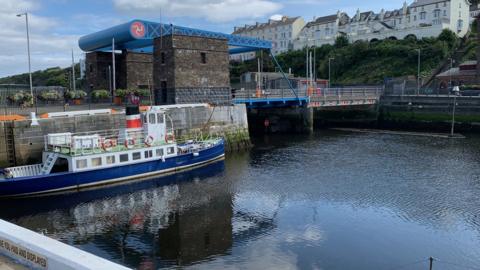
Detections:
[113, 0, 282, 22]
[0, 0, 81, 78]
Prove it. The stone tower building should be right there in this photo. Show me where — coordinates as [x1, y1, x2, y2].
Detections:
[153, 34, 231, 105]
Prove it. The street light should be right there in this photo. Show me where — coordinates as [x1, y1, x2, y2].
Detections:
[16, 12, 34, 102]
[415, 49, 421, 95]
[328, 57, 335, 88]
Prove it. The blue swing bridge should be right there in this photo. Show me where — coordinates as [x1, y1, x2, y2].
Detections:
[78, 19, 303, 108]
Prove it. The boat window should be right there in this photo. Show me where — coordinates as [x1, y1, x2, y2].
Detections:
[157, 113, 164, 124]
[76, 159, 87, 169]
[106, 155, 115, 164]
[142, 114, 147, 123]
[167, 147, 175, 154]
[133, 152, 141, 160]
[92, 157, 102, 167]
[149, 113, 156, 124]
[120, 154, 129, 162]
[156, 148, 164, 156]
[145, 150, 153, 158]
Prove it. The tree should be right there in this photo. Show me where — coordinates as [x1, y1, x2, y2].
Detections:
[334, 35, 349, 48]
[438, 29, 458, 49]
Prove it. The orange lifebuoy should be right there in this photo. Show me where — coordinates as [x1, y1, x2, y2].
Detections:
[124, 138, 135, 149]
[165, 133, 175, 144]
[144, 135, 154, 147]
[102, 139, 116, 151]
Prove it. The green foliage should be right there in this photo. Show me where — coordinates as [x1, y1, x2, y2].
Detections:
[91, 90, 111, 99]
[114, 89, 129, 98]
[237, 32, 463, 85]
[8, 91, 33, 107]
[38, 90, 62, 101]
[437, 29, 459, 49]
[0, 65, 83, 88]
[66, 90, 87, 100]
[130, 89, 151, 97]
[334, 35, 349, 48]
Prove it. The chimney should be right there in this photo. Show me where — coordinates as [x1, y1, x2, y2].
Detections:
[356, 9, 361, 21]
[402, 1, 408, 15]
[380, 9, 385, 20]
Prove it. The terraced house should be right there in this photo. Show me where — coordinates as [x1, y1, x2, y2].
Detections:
[231, 16, 305, 60]
[232, 0, 471, 57]
[295, 0, 471, 48]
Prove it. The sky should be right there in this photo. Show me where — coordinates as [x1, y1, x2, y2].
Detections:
[0, 0, 407, 78]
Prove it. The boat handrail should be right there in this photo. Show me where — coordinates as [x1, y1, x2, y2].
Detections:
[5, 164, 43, 178]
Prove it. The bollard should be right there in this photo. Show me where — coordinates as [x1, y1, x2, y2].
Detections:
[429, 257, 434, 270]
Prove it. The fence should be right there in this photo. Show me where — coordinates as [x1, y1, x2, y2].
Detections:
[0, 85, 154, 115]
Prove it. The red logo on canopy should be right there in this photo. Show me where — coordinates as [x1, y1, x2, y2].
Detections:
[131, 21, 146, 38]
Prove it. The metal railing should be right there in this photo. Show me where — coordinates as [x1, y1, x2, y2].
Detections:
[233, 87, 383, 101]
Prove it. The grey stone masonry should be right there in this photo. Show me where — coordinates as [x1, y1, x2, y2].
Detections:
[86, 51, 153, 91]
[153, 34, 231, 105]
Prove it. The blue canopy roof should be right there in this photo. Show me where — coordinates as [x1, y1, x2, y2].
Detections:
[78, 20, 272, 55]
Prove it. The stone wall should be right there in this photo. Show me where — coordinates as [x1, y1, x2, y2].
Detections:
[86, 51, 153, 91]
[0, 104, 249, 167]
[153, 35, 231, 105]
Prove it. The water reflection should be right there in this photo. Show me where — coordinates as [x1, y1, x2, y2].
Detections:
[2, 131, 480, 269]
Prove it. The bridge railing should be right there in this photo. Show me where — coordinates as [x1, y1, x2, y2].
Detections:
[233, 87, 383, 101]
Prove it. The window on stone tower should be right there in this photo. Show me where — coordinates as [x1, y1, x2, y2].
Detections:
[201, 52, 207, 64]
[160, 52, 166, 64]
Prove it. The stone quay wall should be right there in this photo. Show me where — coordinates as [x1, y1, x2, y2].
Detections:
[0, 104, 249, 167]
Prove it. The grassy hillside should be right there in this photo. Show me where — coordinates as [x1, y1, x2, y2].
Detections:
[0, 65, 81, 88]
[231, 29, 476, 85]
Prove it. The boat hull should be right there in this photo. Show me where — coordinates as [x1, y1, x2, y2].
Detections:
[0, 141, 225, 198]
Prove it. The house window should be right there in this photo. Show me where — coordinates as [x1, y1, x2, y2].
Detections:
[420, 12, 426, 20]
[414, 15, 417, 21]
[160, 52, 165, 64]
[443, 1, 446, 7]
[435, 3, 439, 8]
[89, 64, 93, 73]
[167, 147, 175, 154]
[132, 152, 141, 160]
[414, 7, 417, 12]
[106, 155, 115, 164]
[458, 19, 464, 29]
[156, 148, 164, 157]
[120, 154, 129, 162]
[200, 52, 206, 64]
[443, 10, 447, 16]
[92, 157, 102, 167]
[76, 159, 87, 169]
[398, 18, 402, 24]
[434, 9, 441, 18]
[145, 150, 153, 158]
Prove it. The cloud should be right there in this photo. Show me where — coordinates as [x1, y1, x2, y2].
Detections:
[0, 0, 80, 78]
[112, 0, 283, 22]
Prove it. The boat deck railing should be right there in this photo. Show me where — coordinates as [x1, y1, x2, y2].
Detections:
[4, 164, 42, 178]
[43, 128, 177, 156]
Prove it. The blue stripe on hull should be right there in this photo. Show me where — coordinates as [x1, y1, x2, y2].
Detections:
[0, 142, 225, 198]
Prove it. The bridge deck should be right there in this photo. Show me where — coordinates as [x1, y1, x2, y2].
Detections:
[233, 88, 383, 108]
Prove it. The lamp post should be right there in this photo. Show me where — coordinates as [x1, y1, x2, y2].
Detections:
[416, 49, 421, 95]
[16, 12, 34, 106]
[450, 86, 460, 137]
[328, 57, 335, 88]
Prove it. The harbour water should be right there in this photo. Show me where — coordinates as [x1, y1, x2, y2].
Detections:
[1, 130, 480, 269]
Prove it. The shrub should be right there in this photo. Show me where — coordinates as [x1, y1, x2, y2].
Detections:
[131, 89, 151, 97]
[38, 90, 62, 101]
[66, 90, 87, 99]
[114, 89, 129, 98]
[7, 91, 33, 107]
[91, 90, 111, 99]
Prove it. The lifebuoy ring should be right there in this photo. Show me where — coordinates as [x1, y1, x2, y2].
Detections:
[165, 133, 175, 144]
[124, 138, 135, 149]
[102, 139, 115, 151]
[144, 135, 154, 147]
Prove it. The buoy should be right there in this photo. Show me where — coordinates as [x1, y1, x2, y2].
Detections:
[124, 138, 135, 149]
[165, 133, 175, 144]
[144, 135, 154, 147]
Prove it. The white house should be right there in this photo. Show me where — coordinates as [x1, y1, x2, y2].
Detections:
[294, 0, 471, 48]
[231, 16, 305, 61]
[294, 11, 350, 49]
